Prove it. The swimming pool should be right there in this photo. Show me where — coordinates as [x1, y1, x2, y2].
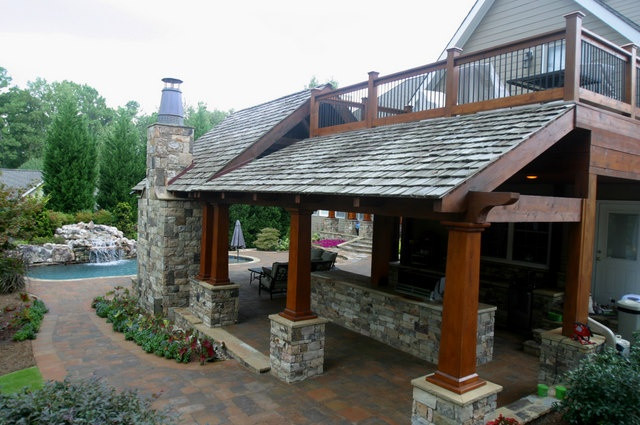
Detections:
[26, 255, 253, 280]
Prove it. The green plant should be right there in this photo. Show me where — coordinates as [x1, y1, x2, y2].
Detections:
[92, 287, 223, 365]
[0, 255, 25, 294]
[253, 227, 280, 251]
[486, 414, 520, 425]
[11, 295, 48, 341]
[47, 210, 75, 231]
[93, 209, 115, 225]
[113, 202, 136, 239]
[557, 336, 640, 425]
[75, 210, 94, 223]
[0, 377, 176, 424]
[277, 236, 290, 251]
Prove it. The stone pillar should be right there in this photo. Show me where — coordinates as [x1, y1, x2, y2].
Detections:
[269, 313, 329, 383]
[538, 328, 604, 385]
[136, 123, 199, 315]
[322, 217, 340, 233]
[412, 377, 502, 425]
[189, 278, 239, 327]
[360, 213, 373, 239]
[345, 212, 358, 235]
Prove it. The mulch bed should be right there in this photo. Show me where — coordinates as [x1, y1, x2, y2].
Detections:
[0, 293, 37, 376]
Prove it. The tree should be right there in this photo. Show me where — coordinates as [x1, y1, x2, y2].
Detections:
[305, 76, 338, 89]
[43, 97, 97, 212]
[229, 205, 290, 248]
[97, 110, 143, 210]
[184, 102, 228, 140]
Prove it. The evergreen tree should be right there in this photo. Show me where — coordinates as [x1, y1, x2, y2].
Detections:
[184, 102, 228, 140]
[97, 110, 142, 210]
[43, 97, 97, 212]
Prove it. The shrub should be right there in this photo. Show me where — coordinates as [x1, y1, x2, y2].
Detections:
[92, 287, 225, 365]
[47, 210, 75, 233]
[0, 255, 25, 294]
[11, 295, 48, 341]
[253, 227, 280, 251]
[557, 335, 640, 425]
[93, 209, 115, 225]
[75, 210, 94, 224]
[0, 377, 176, 424]
[113, 202, 136, 239]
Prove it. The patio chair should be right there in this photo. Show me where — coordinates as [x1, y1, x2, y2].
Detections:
[258, 262, 288, 299]
[311, 250, 338, 271]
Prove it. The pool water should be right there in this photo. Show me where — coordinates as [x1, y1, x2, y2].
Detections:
[27, 259, 138, 280]
[26, 255, 252, 280]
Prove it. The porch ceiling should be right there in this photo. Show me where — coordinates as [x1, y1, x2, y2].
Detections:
[173, 102, 575, 207]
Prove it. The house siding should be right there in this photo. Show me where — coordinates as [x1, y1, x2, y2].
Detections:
[461, 0, 633, 54]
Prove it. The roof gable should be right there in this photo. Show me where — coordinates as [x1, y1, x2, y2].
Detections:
[185, 102, 575, 202]
[170, 89, 312, 191]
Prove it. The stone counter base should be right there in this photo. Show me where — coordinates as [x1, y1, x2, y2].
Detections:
[538, 327, 605, 385]
[189, 278, 239, 327]
[412, 375, 502, 425]
[269, 314, 328, 383]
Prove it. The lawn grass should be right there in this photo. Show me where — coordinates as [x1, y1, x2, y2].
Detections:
[0, 366, 44, 394]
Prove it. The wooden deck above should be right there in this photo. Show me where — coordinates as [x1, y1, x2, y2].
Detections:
[310, 12, 639, 138]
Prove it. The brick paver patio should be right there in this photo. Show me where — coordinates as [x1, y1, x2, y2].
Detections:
[27, 250, 538, 424]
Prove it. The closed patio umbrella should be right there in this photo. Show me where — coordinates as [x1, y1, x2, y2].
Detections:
[230, 220, 246, 260]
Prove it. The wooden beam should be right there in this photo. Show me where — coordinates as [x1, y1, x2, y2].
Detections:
[208, 204, 230, 285]
[197, 203, 214, 280]
[464, 191, 519, 223]
[590, 145, 640, 180]
[438, 109, 576, 213]
[280, 208, 316, 321]
[576, 103, 640, 138]
[486, 195, 582, 222]
[426, 221, 489, 394]
[563, 173, 597, 336]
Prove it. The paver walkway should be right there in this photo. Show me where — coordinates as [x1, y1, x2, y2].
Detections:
[27, 250, 539, 424]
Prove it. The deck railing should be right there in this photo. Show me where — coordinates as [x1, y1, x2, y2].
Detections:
[310, 12, 639, 138]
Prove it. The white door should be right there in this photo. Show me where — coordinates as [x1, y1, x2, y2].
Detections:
[593, 201, 640, 306]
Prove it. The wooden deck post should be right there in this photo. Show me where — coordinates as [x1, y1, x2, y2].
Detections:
[371, 215, 399, 287]
[426, 221, 489, 394]
[622, 44, 637, 119]
[445, 47, 462, 116]
[197, 203, 214, 281]
[280, 208, 317, 321]
[208, 204, 230, 286]
[366, 72, 379, 127]
[563, 173, 597, 336]
[564, 11, 585, 102]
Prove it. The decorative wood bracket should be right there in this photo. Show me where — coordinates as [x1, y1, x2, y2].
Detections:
[465, 191, 519, 223]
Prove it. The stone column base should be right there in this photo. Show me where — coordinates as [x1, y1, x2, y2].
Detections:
[269, 314, 329, 383]
[411, 375, 502, 425]
[189, 278, 239, 327]
[538, 327, 605, 385]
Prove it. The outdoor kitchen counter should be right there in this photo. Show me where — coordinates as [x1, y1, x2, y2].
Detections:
[311, 269, 496, 365]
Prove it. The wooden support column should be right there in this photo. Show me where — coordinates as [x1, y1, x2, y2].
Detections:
[363, 213, 372, 221]
[563, 11, 585, 102]
[280, 208, 317, 321]
[328, 210, 336, 219]
[563, 173, 597, 336]
[622, 44, 637, 119]
[197, 203, 214, 281]
[347, 212, 357, 220]
[208, 204, 230, 286]
[426, 221, 489, 394]
[371, 215, 399, 287]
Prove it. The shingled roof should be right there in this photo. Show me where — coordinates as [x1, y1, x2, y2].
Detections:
[0, 169, 43, 196]
[169, 89, 311, 191]
[170, 102, 574, 199]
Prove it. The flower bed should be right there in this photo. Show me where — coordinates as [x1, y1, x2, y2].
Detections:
[92, 287, 225, 365]
[313, 239, 345, 248]
[0, 293, 48, 342]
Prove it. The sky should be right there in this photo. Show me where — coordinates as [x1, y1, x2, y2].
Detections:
[0, 0, 477, 115]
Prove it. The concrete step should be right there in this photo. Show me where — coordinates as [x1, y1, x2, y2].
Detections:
[339, 237, 372, 254]
[173, 308, 270, 374]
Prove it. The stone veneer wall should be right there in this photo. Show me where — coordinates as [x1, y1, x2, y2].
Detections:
[189, 278, 239, 327]
[134, 123, 200, 315]
[538, 327, 605, 385]
[311, 273, 495, 365]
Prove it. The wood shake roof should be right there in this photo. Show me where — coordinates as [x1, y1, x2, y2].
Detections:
[169, 89, 311, 191]
[171, 101, 574, 200]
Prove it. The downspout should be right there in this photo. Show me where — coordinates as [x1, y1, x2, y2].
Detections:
[587, 317, 617, 349]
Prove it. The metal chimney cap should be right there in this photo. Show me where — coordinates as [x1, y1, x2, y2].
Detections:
[162, 77, 183, 85]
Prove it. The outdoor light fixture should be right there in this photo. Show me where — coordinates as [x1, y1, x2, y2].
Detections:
[526, 174, 538, 180]
[523, 50, 534, 68]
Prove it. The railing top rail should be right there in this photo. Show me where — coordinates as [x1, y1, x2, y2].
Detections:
[581, 28, 633, 60]
[374, 61, 447, 86]
[314, 81, 368, 100]
[455, 29, 566, 65]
